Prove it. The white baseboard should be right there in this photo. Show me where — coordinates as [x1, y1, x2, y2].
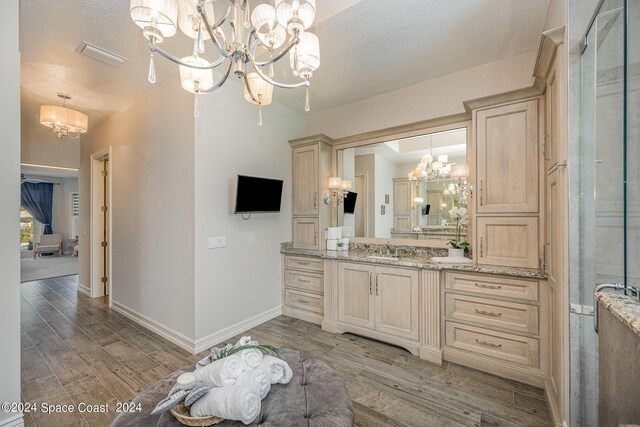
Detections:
[111, 300, 195, 353]
[77, 283, 91, 296]
[0, 413, 24, 427]
[111, 300, 282, 355]
[194, 306, 282, 354]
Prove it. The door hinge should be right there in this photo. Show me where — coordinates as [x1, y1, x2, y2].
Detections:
[101, 206, 108, 212]
[102, 170, 108, 177]
[101, 241, 108, 247]
[101, 276, 108, 283]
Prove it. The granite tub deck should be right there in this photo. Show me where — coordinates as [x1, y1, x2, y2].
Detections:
[596, 292, 640, 338]
[596, 291, 640, 426]
[281, 242, 547, 280]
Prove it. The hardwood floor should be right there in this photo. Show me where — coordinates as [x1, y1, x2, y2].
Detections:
[20, 276, 551, 426]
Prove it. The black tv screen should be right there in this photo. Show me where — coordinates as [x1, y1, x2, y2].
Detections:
[343, 191, 357, 214]
[234, 175, 284, 214]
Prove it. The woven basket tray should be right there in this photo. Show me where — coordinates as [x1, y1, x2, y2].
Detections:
[170, 403, 224, 426]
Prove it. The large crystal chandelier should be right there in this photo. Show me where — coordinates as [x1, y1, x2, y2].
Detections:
[130, 0, 320, 122]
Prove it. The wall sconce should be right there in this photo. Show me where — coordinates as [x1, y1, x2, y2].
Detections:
[450, 163, 469, 179]
[324, 176, 352, 205]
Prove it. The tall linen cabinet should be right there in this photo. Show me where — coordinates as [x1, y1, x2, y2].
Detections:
[290, 135, 334, 250]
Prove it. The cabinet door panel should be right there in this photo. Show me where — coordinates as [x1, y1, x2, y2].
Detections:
[393, 179, 411, 215]
[393, 216, 411, 232]
[477, 100, 539, 213]
[374, 266, 419, 340]
[338, 263, 375, 329]
[477, 217, 539, 268]
[292, 145, 319, 215]
[293, 217, 319, 250]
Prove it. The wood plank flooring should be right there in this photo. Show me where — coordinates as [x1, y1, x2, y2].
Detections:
[20, 276, 551, 426]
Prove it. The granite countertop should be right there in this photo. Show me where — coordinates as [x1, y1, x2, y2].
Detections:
[596, 292, 640, 338]
[280, 243, 547, 280]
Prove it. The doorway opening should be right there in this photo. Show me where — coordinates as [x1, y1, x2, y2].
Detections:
[90, 148, 112, 304]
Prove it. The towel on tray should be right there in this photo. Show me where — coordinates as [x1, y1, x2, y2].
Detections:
[235, 367, 271, 400]
[194, 354, 244, 387]
[190, 385, 261, 425]
[259, 355, 293, 385]
[237, 348, 263, 370]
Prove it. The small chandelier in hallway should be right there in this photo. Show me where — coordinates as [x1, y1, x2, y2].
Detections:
[39, 94, 89, 140]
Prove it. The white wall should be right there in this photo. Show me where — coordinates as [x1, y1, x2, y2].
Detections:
[21, 123, 81, 169]
[374, 155, 395, 238]
[79, 77, 196, 340]
[193, 81, 305, 343]
[0, 1, 23, 425]
[306, 50, 538, 139]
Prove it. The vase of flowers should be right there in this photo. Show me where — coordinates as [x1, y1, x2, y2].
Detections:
[448, 207, 469, 257]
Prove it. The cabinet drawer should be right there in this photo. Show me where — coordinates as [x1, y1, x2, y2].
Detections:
[445, 322, 539, 368]
[445, 272, 539, 302]
[284, 269, 323, 293]
[445, 294, 539, 334]
[284, 255, 324, 272]
[284, 289, 324, 314]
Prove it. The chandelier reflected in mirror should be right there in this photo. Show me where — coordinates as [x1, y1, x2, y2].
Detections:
[130, 0, 320, 123]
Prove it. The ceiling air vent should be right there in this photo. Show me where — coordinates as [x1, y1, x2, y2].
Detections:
[76, 41, 128, 67]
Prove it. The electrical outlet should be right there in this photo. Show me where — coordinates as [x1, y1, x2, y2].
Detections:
[208, 236, 226, 249]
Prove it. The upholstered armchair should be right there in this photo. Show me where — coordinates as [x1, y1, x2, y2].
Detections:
[33, 234, 62, 259]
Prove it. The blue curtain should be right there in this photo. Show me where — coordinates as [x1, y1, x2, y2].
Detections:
[21, 182, 54, 235]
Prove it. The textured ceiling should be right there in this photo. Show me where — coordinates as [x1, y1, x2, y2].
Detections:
[20, 0, 551, 129]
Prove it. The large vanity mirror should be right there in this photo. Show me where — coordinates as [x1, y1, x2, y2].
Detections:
[335, 126, 470, 243]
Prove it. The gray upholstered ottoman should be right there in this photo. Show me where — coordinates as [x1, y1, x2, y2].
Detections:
[111, 349, 354, 426]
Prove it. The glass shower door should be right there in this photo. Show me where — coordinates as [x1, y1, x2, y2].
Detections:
[579, 0, 625, 425]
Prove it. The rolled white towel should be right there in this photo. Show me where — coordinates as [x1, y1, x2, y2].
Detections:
[235, 367, 271, 400]
[237, 348, 263, 370]
[194, 354, 244, 387]
[190, 385, 261, 425]
[258, 355, 292, 385]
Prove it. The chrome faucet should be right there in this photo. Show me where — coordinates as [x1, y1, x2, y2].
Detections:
[386, 241, 391, 256]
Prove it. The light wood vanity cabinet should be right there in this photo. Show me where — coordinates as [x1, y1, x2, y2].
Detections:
[282, 255, 324, 325]
[292, 144, 319, 216]
[292, 217, 319, 250]
[476, 216, 539, 268]
[470, 94, 543, 269]
[443, 271, 547, 387]
[336, 262, 420, 351]
[476, 99, 539, 214]
[289, 135, 334, 250]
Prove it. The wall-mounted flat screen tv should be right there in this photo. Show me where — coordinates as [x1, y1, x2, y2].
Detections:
[234, 175, 284, 214]
[343, 191, 357, 214]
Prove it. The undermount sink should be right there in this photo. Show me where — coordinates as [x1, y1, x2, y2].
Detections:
[367, 255, 399, 261]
